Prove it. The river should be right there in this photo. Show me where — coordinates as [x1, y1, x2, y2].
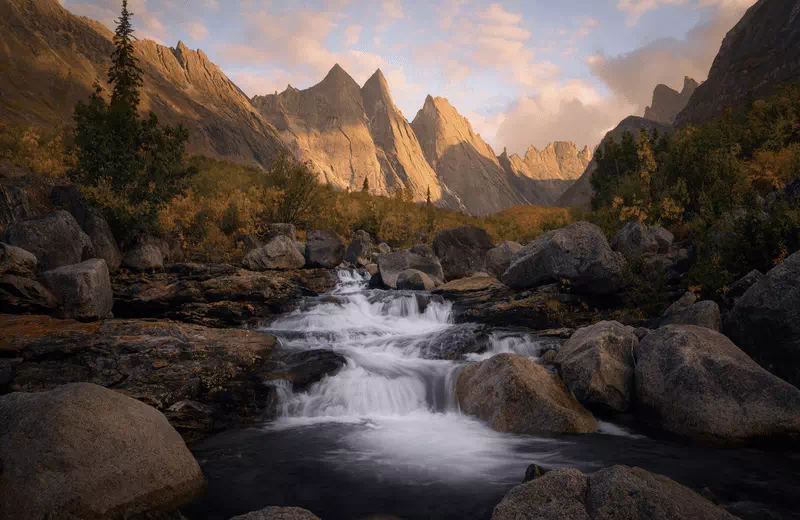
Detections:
[186, 271, 800, 520]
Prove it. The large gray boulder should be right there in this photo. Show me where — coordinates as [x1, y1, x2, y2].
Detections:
[433, 225, 494, 281]
[40, 259, 113, 320]
[122, 238, 164, 271]
[555, 321, 638, 413]
[377, 249, 444, 288]
[2, 210, 94, 271]
[725, 251, 800, 387]
[50, 185, 122, 271]
[610, 221, 659, 257]
[265, 223, 296, 241]
[502, 222, 625, 295]
[344, 230, 373, 266]
[0, 242, 37, 277]
[724, 269, 763, 304]
[243, 235, 306, 271]
[305, 230, 345, 268]
[0, 274, 58, 314]
[396, 269, 435, 291]
[660, 292, 721, 331]
[648, 225, 674, 254]
[485, 241, 523, 278]
[230, 506, 321, 520]
[456, 353, 597, 434]
[635, 325, 800, 442]
[493, 465, 736, 520]
[0, 383, 205, 520]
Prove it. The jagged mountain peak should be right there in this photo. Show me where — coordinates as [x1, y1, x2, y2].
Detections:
[362, 69, 392, 103]
[644, 76, 698, 125]
[320, 63, 359, 89]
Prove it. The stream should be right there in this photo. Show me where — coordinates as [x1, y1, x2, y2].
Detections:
[186, 271, 800, 520]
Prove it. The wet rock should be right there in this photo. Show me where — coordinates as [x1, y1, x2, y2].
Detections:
[724, 252, 800, 387]
[396, 269, 436, 291]
[113, 265, 337, 328]
[433, 225, 494, 281]
[2, 210, 94, 270]
[0, 274, 59, 314]
[635, 325, 800, 443]
[456, 353, 597, 434]
[493, 465, 737, 520]
[377, 250, 444, 289]
[305, 230, 345, 268]
[229, 506, 321, 520]
[268, 349, 347, 391]
[0, 242, 37, 277]
[40, 258, 113, 320]
[243, 235, 306, 271]
[555, 321, 638, 413]
[648, 226, 674, 254]
[502, 222, 625, 295]
[50, 185, 122, 271]
[418, 323, 491, 361]
[660, 293, 721, 331]
[0, 383, 205, 520]
[523, 464, 551, 482]
[610, 221, 659, 257]
[123, 235, 165, 271]
[485, 241, 523, 278]
[344, 230, 373, 267]
[1, 315, 280, 441]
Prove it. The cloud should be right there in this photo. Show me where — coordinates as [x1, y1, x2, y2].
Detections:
[617, 0, 755, 25]
[343, 24, 363, 46]
[184, 21, 208, 42]
[494, 80, 636, 152]
[589, 3, 752, 109]
[62, 0, 169, 43]
[478, 3, 522, 25]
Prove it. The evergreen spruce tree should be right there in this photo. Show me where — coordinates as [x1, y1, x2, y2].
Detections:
[72, 0, 196, 240]
[426, 186, 431, 206]
[362, 177, 370, 193]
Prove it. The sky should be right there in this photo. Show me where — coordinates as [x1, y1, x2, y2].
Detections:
[59, 0, 757, 154]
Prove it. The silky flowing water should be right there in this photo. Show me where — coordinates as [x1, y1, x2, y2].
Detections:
[187, 271, 800, 520]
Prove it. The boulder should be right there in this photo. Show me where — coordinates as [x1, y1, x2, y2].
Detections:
[502, 222, 625, 295]
[725, 252, 800, 387]
[555, 321, 638, 413]
[267, 349, 347, 391]
[0, 184, 32, 227]
[0, 274, 58, 313]
[635, 325, 800, 442]
[724, 269, 764, 304]
[230, 506, 320, 520]
[377, 243, 392, 254]
[377, 250, 444, 288]
[493, 465, 737, 520]
[485, 241, 523, 278]
[396, 269, 436, 291]
[305, 230, 345, 268]
[243, 235, 306, 271]
[265, 223, 296, 241]
[366, 263, 379, 277]
[648, 226, 674, 254]
[0, 383, 205, 520]
[610, 221, 659, 257]
[344, 230, 373, 266]
[2, 210, 94, 270]
[456, 353, 597, 434]
[0, 242, 37, 277]
[40, 259, 113, 320]
[50, 185, 122, 271]
[433, 225, 494, 281]
[123, 236, 164, 271]
[660, 294, 721, 331]
[235, 234, 264, 255]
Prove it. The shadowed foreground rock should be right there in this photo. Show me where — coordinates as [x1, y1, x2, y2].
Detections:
[243, 235, 306, 271]
[456, 353, 596, 434]
[229, 506, 321, 520]
[433, 225, 494, 280]
[2, 210, 94, 270]
[635, 325, 800, 443]
[492, 466, 737, 520]
[40, 258, 113, 320]
[377, 249, 444, 288]
[305, 230, 345, 268]
[0, 383, 205, 520]
[555, 321, 638, 413]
